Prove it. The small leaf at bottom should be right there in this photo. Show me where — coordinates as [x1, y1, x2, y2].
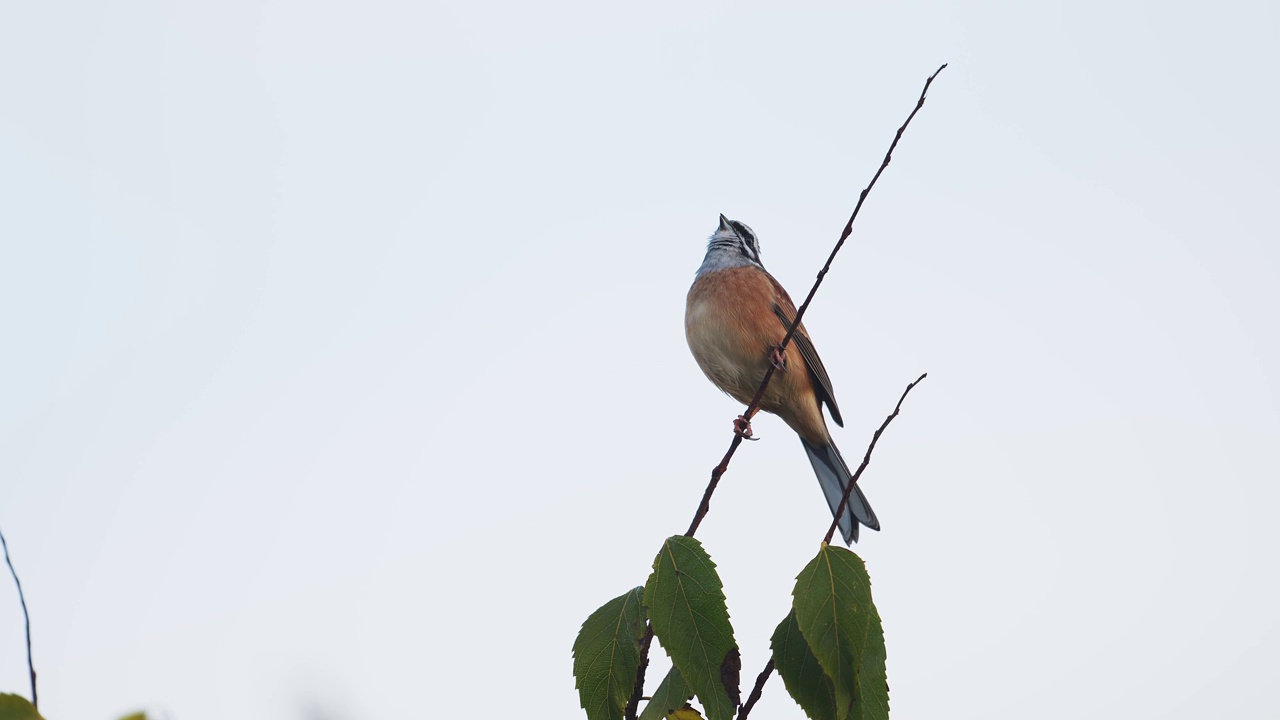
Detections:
[0, 694, 43, 720]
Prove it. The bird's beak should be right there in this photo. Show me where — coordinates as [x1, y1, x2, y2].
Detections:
[718, 214, 732, 232]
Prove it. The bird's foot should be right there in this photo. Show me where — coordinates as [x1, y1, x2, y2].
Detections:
[733, 415, 759, 441]
[769, 345, 788, 371]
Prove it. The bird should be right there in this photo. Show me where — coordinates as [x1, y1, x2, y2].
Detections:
[685, 214, 878, 543]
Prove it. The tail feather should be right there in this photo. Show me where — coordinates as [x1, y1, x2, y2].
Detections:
[800, 437, 880, 544]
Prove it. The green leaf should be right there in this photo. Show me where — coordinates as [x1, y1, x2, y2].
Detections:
[791, 545, 888, 720]
[851, 610, 888, 720]
[644, 536, 740, 720]
[573, 587, 647, 720]
[770, 609, 837, 720]
[638, 665, 694, 720]
[0, 694, 43, 720]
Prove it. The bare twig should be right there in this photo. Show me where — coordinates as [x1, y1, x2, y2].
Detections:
[824, 372, 928, 545]
[684, 435, 746, 537]
[685, 62, 947, 537]
[0, 525, 37, 710]
[735, 658, 775, 720]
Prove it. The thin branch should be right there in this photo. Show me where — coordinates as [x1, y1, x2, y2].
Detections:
[0, 525, 37, 710]
[754, 63, 946, 412]
[735, 658, 775, 720]
[684, 436, 745, 537]
[685, 62, 947, 538]
[623, 623, 655, 720]
[824, 372, 928, 545]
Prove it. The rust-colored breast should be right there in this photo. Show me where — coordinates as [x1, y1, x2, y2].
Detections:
[686, 266, 829, 444]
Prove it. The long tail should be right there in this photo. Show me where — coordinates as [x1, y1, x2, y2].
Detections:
[800, 437, 880, 544]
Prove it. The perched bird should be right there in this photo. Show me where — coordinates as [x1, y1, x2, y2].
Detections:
[685, 214, 878, 543]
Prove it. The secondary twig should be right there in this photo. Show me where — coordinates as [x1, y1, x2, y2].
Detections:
[0, 525, 37, 710]
[685, 61, 947, 537]
[732, 373, 924, 718]
[735, 658, 775, 720]
[824, 372, 928, 545]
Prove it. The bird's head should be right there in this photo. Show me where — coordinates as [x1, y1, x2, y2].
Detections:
[708, 213, 764, 268]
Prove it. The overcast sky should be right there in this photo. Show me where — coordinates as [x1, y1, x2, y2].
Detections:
[1, 2, 1278, 719]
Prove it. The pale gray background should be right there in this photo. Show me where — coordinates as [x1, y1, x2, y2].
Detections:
[1, 1, 1277, 718]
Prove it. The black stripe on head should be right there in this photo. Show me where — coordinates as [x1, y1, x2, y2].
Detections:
[728, 220, 762, 265]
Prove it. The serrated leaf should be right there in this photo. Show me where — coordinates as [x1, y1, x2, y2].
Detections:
[0, 694, 43, 720]
[791, 545, 888, 720]
[639, 665, 695, 720]
[644, 536, 740, 720]
[771, 609, 837, 720]
[851, 610, 888, 720]
[573, 587, 647, 720]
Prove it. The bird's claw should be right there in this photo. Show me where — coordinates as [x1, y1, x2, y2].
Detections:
[734, 415, 759, 441]
[769, 345, 788, 371]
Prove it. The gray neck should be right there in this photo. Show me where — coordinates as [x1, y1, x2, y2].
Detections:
[695, 246, 760, 277]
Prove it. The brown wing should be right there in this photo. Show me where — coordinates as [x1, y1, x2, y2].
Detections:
[768, 281, 844, 428]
